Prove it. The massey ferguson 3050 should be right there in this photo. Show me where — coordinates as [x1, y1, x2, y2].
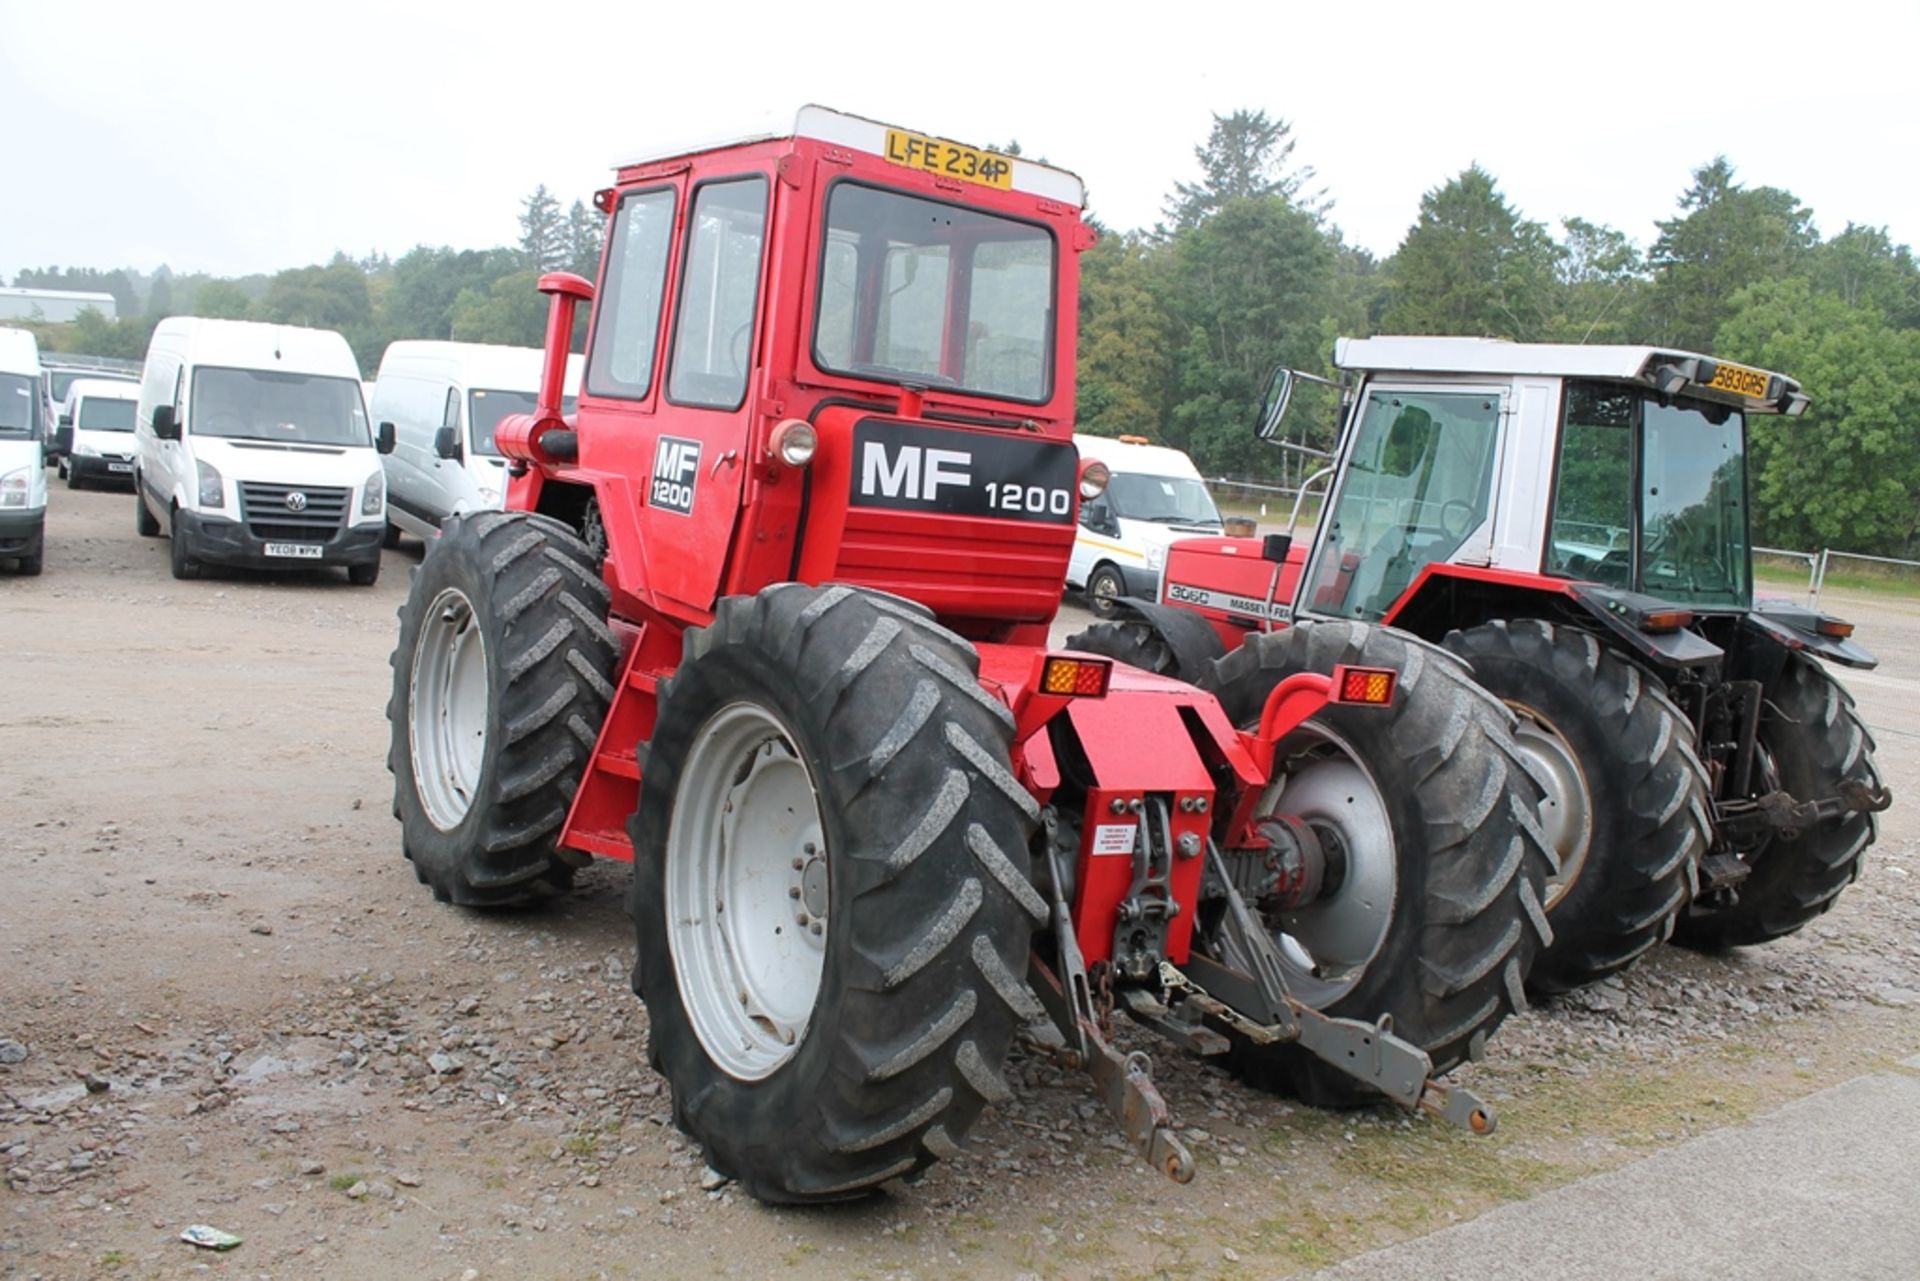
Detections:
[1116, 338, 1889, 997]
[388, 110, 1550, 1202]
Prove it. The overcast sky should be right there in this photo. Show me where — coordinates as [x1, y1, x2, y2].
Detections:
[4, 0, 1915, 281]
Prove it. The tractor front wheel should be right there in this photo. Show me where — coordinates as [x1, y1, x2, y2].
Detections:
[1675, 654, 1882, 948]
[1443, 620, 1707, 994]
[631, 584, 1045, 1203]
[387, 511, 617, 905]
[1206, 620, 1553, 1106]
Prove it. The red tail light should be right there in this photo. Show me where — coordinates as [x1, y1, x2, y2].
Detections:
[1043, 655, 1113, 698]
[1332, 665, 1396, 707]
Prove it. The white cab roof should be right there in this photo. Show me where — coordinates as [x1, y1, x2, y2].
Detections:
[615, 105, 1085, 208]
[1074, 432, 1204, 479]
[66, 377, 140, 403]
[151, 317, 361, 378]
[1336, 335, 1794, 388]
[0, 326, 41, 375]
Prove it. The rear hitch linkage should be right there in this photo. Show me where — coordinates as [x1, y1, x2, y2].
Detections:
[1027, 835, 1494, 1185]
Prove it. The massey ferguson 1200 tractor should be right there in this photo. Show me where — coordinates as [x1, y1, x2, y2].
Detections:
[387, 111, 1554, 1202]
[1117, 337, 1889, 996]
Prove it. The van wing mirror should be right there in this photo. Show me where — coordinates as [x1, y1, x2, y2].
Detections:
[376, 421, 397, 455]
[53, 425, 73, 455]
[433, 425, 462, 461]
[1256, 367, 1295, 441]
[152, 404, 180, 440]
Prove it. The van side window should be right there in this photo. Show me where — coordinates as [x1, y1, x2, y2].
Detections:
[667, 176, 770, 410]
[586, 187, 677, 400]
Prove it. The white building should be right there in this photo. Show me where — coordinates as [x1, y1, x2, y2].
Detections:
[0, 287, 118, 323]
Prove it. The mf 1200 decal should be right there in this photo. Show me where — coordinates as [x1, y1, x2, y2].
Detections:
[849, 420, 1076, 524]
[650, 435, 701, 515]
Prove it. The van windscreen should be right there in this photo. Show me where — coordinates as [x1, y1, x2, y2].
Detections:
[0, 374, 34, 434]
[78, 397, 137, 431]
[191, 368, 370, 447]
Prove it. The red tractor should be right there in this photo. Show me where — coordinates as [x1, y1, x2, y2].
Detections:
[387, 111, 1552, 1203]
[1114, 338, 1889, 996]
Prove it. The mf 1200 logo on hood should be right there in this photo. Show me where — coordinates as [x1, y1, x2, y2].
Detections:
[651, 435, 701, 515]
[849, 420, 1076, 524]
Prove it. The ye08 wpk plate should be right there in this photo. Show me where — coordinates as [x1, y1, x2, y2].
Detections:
[263, 542, 323, 559]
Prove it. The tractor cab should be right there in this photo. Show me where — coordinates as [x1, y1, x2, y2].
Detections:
[498, 107, 1094, 643]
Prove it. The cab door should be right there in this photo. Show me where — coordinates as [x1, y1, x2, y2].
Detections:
[643, 172, 772, 612]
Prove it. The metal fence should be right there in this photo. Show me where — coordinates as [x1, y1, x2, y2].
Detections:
[1754, 545, 1920, 607]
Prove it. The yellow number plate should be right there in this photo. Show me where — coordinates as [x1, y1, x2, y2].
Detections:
[1704, 361, 1770, 398]
[883, 129, 1014, 190]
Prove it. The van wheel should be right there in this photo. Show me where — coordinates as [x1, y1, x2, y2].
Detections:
[1086, 564, 1126, 617]
[135, 486, 159, 537]
[169, 512, 201, 580]
[66, 467, 82, 491]
[349, 559, 381, 587]
[383, 521, 403, 549]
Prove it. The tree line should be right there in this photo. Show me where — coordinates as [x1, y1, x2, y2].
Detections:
[13, 112, 1920, 555]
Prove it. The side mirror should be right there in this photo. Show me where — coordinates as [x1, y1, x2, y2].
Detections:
[376, 421, 396, 455]
[54, 425, 73, 455]
[433, 425, 462, 461]
[1261, 533, 1293, 563]
[58, 410, 72, 427]
[152, 404, 181, 440]
[1255, 367, 1295, 441]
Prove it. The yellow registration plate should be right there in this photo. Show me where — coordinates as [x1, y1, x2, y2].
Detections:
[883, 129, 1014, 190]
[1704, 361, 1770, 399]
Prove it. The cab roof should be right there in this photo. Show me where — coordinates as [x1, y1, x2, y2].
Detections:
[0, 326, 41, 374]
[1073, 432, 1205, 480]
[66, 377, 140, 402]
[151, 317, 361, 379]
[1333, 336, 1807, 416]
[614, 105, 1085, 208]
[377, 340, 582, 393]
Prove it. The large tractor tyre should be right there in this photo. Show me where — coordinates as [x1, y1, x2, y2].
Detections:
[387, 511, 617, 906]
[1443, 620, 1708, 994]
[1206, 619, 1553, 1107]
[1065, 619, 1179, 679]
[1675, 655, 1882, 949]
[630, 584, 1045, 1204]
[1085, 563, 1127, 618]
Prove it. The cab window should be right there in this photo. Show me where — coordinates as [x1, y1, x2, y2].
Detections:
[667, 176, 770, 410]
[1547, 384, 1634, 587]
[1301, 390, 1502, 620]
[586, 187, 677, 400]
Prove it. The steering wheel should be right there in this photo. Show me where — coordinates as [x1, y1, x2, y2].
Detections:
[199, 412, 246, 436]
[1439, 498, 1478, 540]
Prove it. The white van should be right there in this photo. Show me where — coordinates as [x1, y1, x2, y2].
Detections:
[369, 341, 582, 543]
[0, 327, 49, 575]
[134, 317, 392, 584]
[1068, 433, 1224, 615]
[60, 378, 141, 488]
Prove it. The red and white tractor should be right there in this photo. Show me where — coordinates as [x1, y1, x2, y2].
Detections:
[386, 111, 1552, 1202]
[1110, 337, 1890, 995]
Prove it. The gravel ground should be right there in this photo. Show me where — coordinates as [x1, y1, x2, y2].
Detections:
[2, 485, 1916, 1280]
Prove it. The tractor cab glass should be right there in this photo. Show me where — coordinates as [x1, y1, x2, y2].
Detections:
[1301, 390, 1501, 620]
[1547, 381, 1750, 608]
[812, 183, 1055, 403]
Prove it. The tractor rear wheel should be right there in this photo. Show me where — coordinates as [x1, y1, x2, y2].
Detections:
[1443, 620, 1707, 994]
[1675, 655, 1882, 948]
[630, 584, 1045, 1203]
[1206, 620, 1553, 1106]
[1065, 619, 1179, 679]
[387, 511, 617, 905]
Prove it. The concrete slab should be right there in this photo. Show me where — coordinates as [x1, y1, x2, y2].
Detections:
[1309, 1068, 1920, 1281]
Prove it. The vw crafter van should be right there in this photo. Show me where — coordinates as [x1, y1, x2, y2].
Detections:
[135, 318, 393, 583]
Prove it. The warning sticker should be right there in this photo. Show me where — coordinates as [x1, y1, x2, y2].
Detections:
[1091, 823, 1138, 856]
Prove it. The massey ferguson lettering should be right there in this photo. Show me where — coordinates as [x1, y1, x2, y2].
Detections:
[848, 419, 1076, 524]
[1165, 580, 1292, 621]
[651, 436, 701, 515]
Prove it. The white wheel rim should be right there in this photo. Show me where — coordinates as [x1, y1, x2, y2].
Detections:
[409, 587, 490, 830]
[667, 702, 828, 1081]
[1257, 727, 1396, 1008]
[1508, 703, 1592, 909]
